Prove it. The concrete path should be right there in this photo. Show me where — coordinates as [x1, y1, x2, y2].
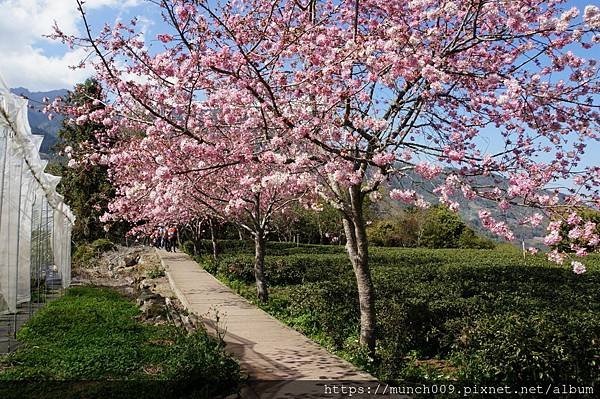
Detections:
[157, 250, 406, 398]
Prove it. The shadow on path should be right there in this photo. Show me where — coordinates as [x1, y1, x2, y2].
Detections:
[156, 250, 408, 398]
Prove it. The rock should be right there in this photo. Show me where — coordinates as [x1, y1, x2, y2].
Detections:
[189, 313, 200, 326]
[139, 288, 161, 302]
[140, 301, 165, 318]
[181, 315, 195, 333]
[123, 254, 140, 267]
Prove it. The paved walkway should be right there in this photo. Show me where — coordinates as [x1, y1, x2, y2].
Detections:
[157, 250, 405, 398]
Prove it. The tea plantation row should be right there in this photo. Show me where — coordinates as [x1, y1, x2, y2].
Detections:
[187, 240, 600, 386]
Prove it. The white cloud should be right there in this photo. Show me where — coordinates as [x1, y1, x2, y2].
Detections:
[0, 0, 141, 91]
[87, 0, 142, 9]
[1, 47, 92, 91]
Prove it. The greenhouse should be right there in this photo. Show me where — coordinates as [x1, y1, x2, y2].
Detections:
[0, 75, 74, 352]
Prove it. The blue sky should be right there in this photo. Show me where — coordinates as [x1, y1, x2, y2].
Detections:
[1, 0, 598, 91]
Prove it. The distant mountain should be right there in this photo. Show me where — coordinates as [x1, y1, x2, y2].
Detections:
[10, 87, 67, 155]
[374, 170, 549, 246]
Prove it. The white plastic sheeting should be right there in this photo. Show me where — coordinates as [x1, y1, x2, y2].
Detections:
[0, 74, 75, 315]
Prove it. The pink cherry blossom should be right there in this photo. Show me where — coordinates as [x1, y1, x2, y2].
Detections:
[547, 250, 566, 264]
[415, 162, 442, 180]
[479, 210, 515, 241]
[157, 34, 173, 43]
[584, 5, 600, 28]
[523, 213, 544, 227]
[390, 189, 417, 203]
[567, 212, 583, 225]
[372, 153, 395, 167]
[571, 260, 587, 274]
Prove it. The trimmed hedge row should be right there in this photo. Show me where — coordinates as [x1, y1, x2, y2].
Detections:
[183, 239, 346, 257]
[369, 258, 600, 383]
[200, 253, 352, 286]
[199, 245, 600, 386]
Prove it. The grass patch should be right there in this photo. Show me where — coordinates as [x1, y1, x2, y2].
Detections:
[0, 286, 239, 398]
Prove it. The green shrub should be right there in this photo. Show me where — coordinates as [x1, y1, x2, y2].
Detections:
[181, 240, 196, 256]
[421, 206, 465, 248]
[72, 243, 96, 268]
[366, 206, 495, 249]
[146, 265, 165, 279]
[72, 239, 116, 269]
[454, 312, 600, 384]
[193, 239, 254, 255]
[91, 238, 117, 252]
[457, 228, 496, 249]
[191, 239, 344, 257]
[206, 253, 352, 286]
[279, 280, 360, 348]
[367, 217, 421, 247]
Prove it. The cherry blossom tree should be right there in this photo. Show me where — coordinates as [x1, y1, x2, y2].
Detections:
[51, 0, 600, 352]
[97, 121, 314, 302]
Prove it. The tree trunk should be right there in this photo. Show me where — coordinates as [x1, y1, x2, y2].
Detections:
[317, 215, 324, 244]
[254, 232, 268, 302]
[342, 185, 376, 355]
[209, 218, 218, 260]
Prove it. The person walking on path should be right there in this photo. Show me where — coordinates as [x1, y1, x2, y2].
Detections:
[167, 226, 178, 252]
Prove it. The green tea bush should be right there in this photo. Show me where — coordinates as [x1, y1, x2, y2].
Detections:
[284, 280, 360, 347]
[454, 311, 600, 384]
[208, 253, 352, 285]
[204, 244, 600, 386]
[192, 239, 345, 257]
[193, 239, 254, 255]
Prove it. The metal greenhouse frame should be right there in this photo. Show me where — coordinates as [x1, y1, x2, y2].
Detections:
[0, 75, 75, 353]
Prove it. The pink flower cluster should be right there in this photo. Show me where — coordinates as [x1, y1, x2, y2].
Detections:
[390, 189, 429, 209]
[478, 210, 515, 241]
[415, 162, 443, 180]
